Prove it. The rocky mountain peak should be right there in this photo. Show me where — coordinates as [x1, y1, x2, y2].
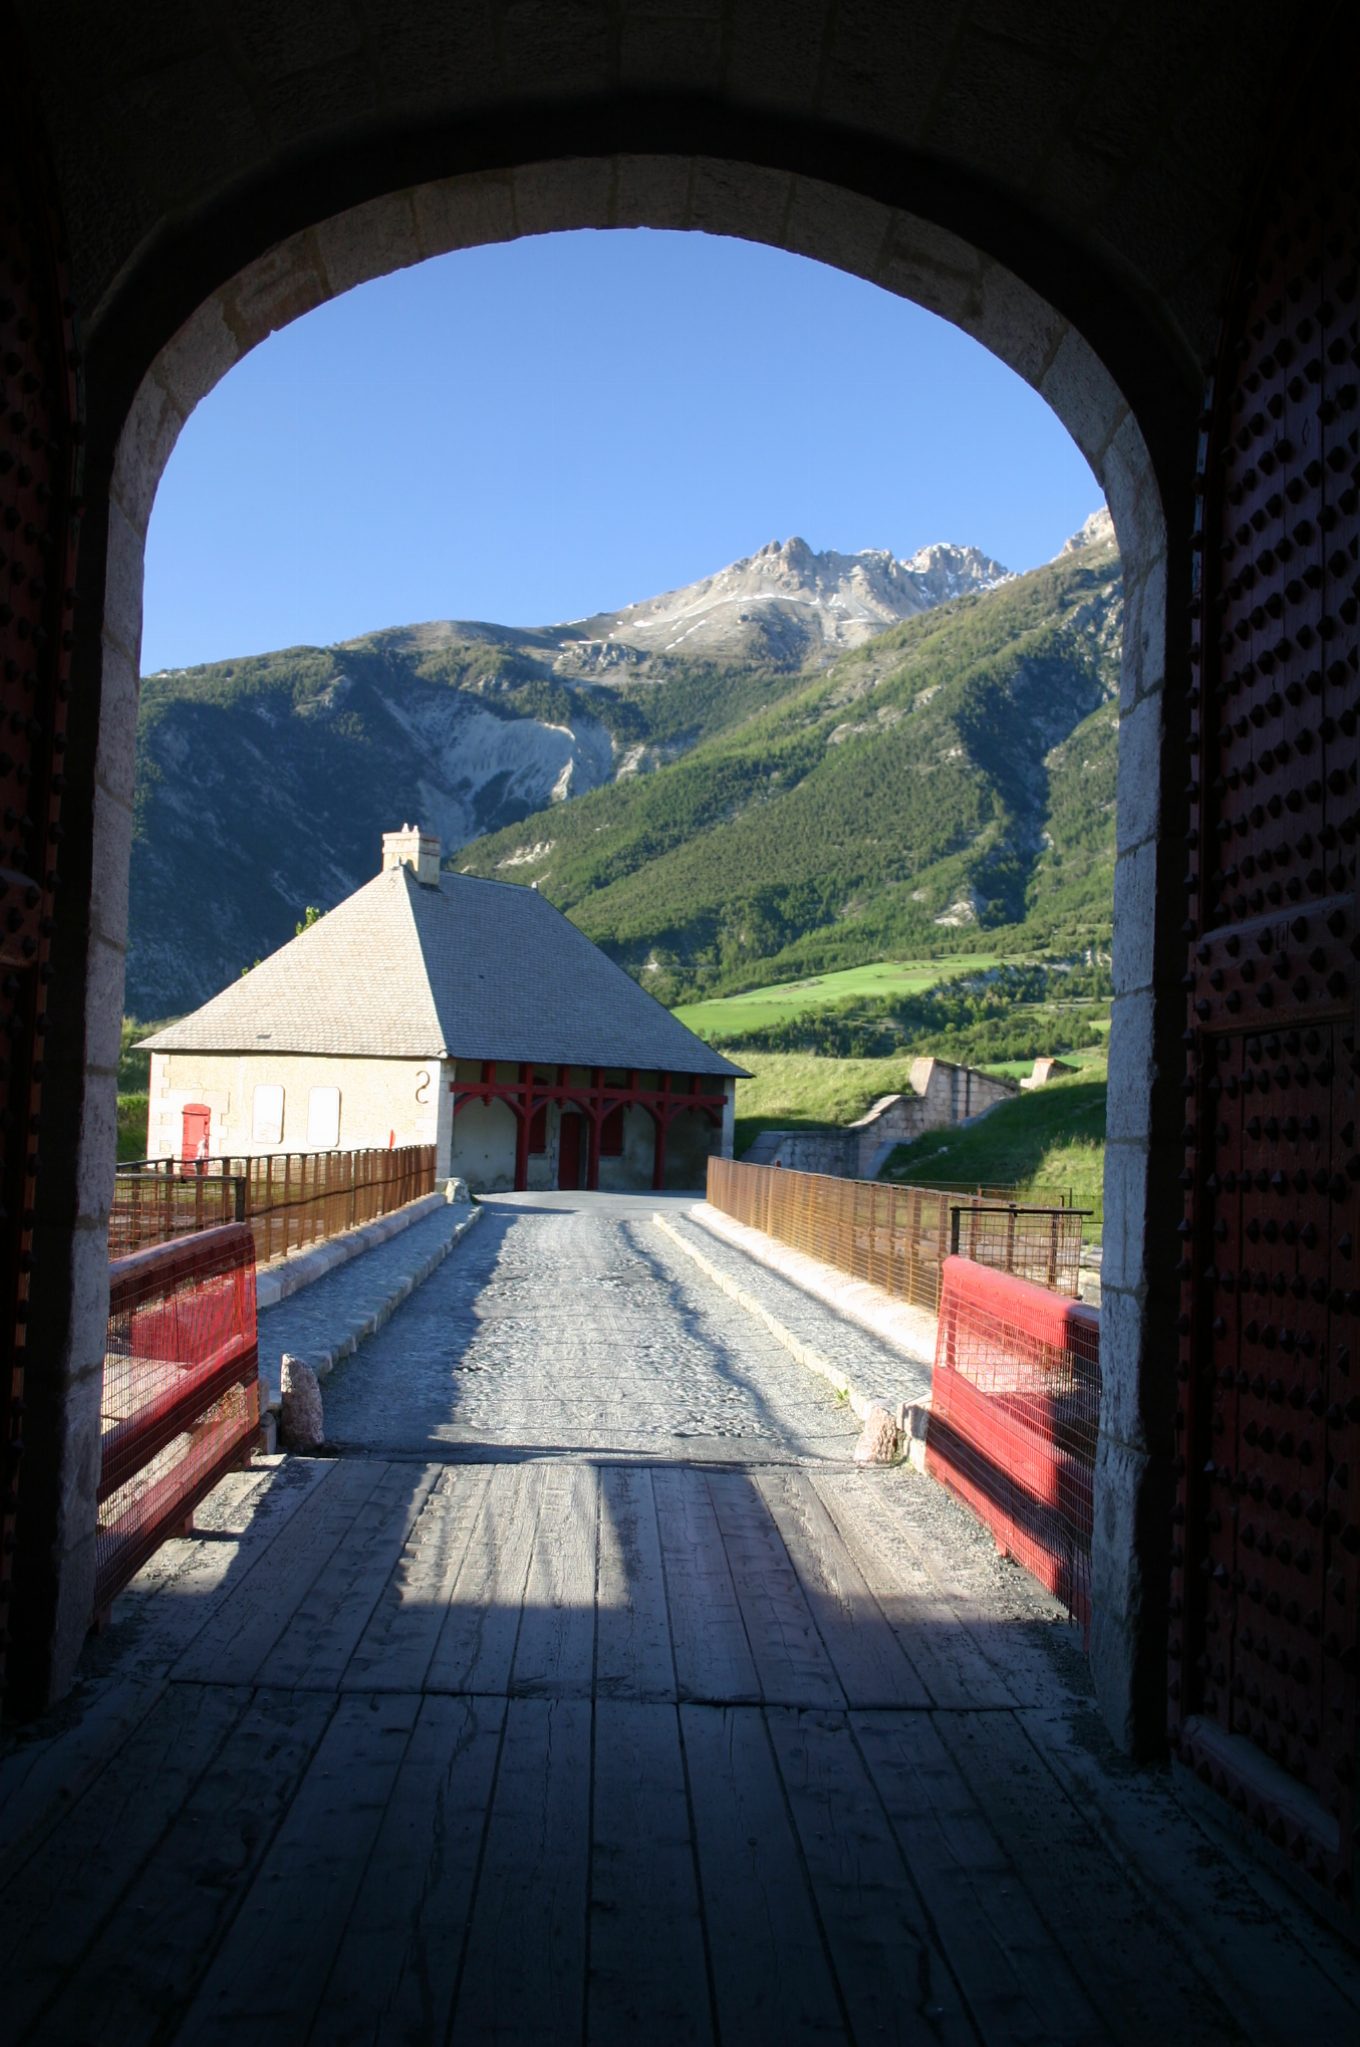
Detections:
[1057, 507, 1116, 556]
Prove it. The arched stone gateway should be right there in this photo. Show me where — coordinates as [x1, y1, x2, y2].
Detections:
[1, 4, 1350, 1906]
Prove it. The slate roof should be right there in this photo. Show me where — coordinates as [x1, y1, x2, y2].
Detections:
[139, 867, 746, 1078]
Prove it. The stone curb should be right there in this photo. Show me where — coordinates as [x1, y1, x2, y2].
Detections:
[654, 1212, 893, 1430]
[684, 1201, 939, 1366]
[258, 1205, 482, 1421]
[254, 1190, 451, 1310]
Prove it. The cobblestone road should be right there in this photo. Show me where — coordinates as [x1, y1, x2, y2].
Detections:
[320, 1192, 896, 1462]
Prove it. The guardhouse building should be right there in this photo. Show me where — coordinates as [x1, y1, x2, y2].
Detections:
[139, 828, 745, 1193]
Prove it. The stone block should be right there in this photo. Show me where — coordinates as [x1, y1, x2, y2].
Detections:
[102, 499, 145, 669]
[1105, 989, 1155, 1144]
[155, 296, 243, 417]
[975, 260, 1067, 388]
[1040, 326, 1127, 473]
[512, 158, 615, 239]
[77, 1068, 121, 1220]
[612, 154, 694, 233]
[1102, 409, 1166, 575]
[1114, 691, 1162, 853]
[499, 0, 614, 99]
[689, 159, 791, 246]
[1120, 548, 1168, 711]
[1088, 1430, 1172, 1757]
[220, 232, 329, 351]
[112, 372, 185, 542]
[783, 177, 892, 282]
[724, 0, 825, 108]
[620, 16, 722, 91]
[96, 637, 142, 817]
[82, 937, 131, 1113]
[414, 172, 518, 260]
[1099, 1141, 1151, 1297]
[315, 191, 421, 297]
[1111, 839, 1158, 995]
[875, 212, 982, 328]
[89, 785, 133, 950]
[279, 1354, 325, 1450]
[1096, 1282, 1151, 1452]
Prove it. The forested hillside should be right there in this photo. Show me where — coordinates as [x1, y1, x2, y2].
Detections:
[457, 530, 1121, 1001]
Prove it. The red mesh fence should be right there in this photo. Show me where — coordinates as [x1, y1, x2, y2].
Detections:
[927, 1254, 1101, 1632]
[96, 1224, 258, 1614]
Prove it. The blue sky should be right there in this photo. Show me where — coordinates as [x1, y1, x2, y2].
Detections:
[141, 229, 1102, 674]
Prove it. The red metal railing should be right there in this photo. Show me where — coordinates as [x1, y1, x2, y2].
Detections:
[95, 1224, 259, 1615]
[927, 1254, 1100, 1631]
[109, 1145, 436, 1262]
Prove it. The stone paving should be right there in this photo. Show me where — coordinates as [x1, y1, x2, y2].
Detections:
[320, 1192, 876, 1461]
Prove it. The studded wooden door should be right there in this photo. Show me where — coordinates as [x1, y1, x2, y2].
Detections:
[1173, 60, 1359, 1906]
[0, 27, 82, 1706]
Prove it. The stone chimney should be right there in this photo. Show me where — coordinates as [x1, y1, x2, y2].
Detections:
[381, 824, 441, 887]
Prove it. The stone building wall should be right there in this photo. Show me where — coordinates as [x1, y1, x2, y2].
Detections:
[145, 1049, 441, 1163]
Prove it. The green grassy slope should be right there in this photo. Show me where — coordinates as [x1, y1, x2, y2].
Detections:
[879, 1063, 1107, 1229]
[457, 537, 1121, 998]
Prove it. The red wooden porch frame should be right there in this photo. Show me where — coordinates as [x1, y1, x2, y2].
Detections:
[450, 1063, 725, 1191]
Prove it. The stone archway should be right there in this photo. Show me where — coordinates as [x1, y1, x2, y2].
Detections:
[30, 154, 1182, 1746]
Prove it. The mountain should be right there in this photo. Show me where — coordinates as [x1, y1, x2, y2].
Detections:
[453, 524, 1122, 1001]
[559, 535, 1013, 670]
[128, 535, 1013, 1013]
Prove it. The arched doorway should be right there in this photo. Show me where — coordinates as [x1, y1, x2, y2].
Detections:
[14, 10, 1232, 1738]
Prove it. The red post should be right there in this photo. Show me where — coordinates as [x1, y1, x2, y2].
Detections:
[514, 1063, 531, 1190]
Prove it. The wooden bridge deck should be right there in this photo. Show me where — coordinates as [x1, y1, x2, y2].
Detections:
[3, 1450, 1357, 2046]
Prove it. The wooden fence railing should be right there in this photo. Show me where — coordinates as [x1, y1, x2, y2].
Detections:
[706, 1156, 1086, 1310]
[110, 1146, 437, 1264]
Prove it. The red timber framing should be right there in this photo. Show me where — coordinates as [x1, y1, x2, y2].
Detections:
[449, 1065, 726, 1192]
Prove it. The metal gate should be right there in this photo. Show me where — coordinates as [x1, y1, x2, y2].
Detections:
[1173, 48, 1359, 1905]
[0, 16, 83, 1706]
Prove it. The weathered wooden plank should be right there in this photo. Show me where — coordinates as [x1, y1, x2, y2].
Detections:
[0, 1681, 248, 2039]
[680, 1703, 846, 2042]
[589, 1701, 712, 2045]
[706, 1472, 844, 1708]
[765, 1706, 978, 2046]
[451, 1696, 592, 2043]
[595, 1466, 675, 1701]
[812, 1474, 1016, 1709]
[756, 1469, 931, 1708]
[510, 1462, 598, 1698]
[341, 1463, 493, 1692]
[79, 1459, 336, 1696]
[171, 1456, 387, 1685]
[253, 1462, 439, 1691]
[0, 1673, 167, 1875]
[931, 1709, 1242, 2046]
[308, 1693, 506, 2045]
[652, 1467, 759, 1704]
[848, 1708, 1100, 2046]
[423, 1461, 542, 1697]
[34, 1686, 335, 2047]
[177, 1691, 420, 2045]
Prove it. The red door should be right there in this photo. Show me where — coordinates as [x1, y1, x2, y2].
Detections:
[558, 1112, 584, 1190]
[181, 1104, 211, 1169]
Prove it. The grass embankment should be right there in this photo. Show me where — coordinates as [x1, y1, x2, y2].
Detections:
[676, 954, 1000, 1043]
[732, 1051, 920, 1158]
[880, 1061, 1107, 1232]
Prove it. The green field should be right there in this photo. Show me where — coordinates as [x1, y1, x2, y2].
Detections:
[675, 954, 1001, 1042]
[880, 1059, 1107, 1232]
